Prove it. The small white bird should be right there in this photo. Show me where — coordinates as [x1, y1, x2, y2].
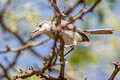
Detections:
[30, 20, 113, 55]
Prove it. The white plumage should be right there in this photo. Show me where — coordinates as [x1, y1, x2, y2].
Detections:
[31, 20, 90, 47]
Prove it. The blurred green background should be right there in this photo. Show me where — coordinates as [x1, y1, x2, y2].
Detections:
[0, 0, 120, 80]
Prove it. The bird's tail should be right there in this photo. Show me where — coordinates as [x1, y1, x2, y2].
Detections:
[84, 29, 114, 34]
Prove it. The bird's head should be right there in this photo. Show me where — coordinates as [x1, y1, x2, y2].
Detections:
[30, 21, 51, 39]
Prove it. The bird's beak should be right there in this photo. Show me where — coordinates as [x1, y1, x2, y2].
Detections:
[30, 28, 41, 39]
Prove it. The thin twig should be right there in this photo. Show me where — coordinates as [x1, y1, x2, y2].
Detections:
[108, 61, 120, 80]
[0, 0, 44, 60]
[59, 37, 66, 79]
[68, 0, 101, 23]
[65, 0, 85, 15]
[0, 39, 50, 53]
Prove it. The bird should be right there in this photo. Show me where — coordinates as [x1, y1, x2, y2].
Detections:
[30, 20, 113, 56]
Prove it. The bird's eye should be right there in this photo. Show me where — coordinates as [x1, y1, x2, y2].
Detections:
[39, 22, 44, 28]
[39, 25, 42, 28]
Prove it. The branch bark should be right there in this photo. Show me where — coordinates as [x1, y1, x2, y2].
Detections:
[109, 61, 120, 80]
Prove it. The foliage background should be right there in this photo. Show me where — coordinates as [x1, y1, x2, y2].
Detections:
[0, 0, 120, 80]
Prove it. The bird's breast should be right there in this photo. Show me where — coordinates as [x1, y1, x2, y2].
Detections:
[45, 30, 76, 45]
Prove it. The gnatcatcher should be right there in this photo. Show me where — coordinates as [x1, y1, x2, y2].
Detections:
[30, 20, 113, 55]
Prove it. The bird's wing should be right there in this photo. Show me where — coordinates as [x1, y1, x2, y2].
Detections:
[76, 28, 90, 42]
[61, 20, 90, 42]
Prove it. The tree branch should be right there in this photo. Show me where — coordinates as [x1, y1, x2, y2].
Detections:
[108, 61, 120, 80]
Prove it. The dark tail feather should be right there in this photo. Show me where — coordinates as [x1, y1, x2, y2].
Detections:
[84, 29, 114, 34]
[80, 32, 90, 42]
